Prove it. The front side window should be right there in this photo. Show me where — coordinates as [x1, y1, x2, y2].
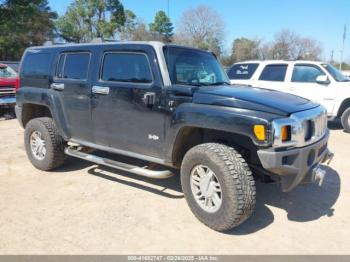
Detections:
[57, 53, 90, 80]
[163, 46, 229, 86]
[259, 64, 287, 82]
[292, 64, 325, 83]
[0, 65, 17, 78]
[227, 63, 259, 80]
[101, 53, 152, 83]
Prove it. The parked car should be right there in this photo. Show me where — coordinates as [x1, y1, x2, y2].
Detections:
[228, 60, 350, 132]
[0, 63, 18, 108]
[16, 42, 332, 231]
[0, 61, 20, 72]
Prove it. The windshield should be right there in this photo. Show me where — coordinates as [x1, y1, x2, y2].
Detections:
[0, 65, 17, 78]
[163, 46, 229, 86]
[321, 63, 349, 82]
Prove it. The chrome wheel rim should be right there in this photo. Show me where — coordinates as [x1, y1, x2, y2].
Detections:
[190, 165, 222, 213]
[30, 131, 46, 160]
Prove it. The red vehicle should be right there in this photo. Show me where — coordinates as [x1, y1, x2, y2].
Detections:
[0, 63, 18, 107]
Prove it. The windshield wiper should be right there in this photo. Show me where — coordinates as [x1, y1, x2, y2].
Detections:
[180, 81, 231, 87]
[211, 81, 231, 86]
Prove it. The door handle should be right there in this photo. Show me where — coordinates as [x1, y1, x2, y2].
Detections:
[142, 92, 156, 106]
[92, 86, 110, 95]
[51, 83, 65, 91]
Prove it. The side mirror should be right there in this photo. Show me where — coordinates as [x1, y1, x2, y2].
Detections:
[316, 75, 330, 85]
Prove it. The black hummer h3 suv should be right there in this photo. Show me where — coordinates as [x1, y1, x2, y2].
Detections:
[16, 42, 333, 231]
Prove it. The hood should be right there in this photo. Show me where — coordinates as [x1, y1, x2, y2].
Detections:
[193, 85, 319, 116]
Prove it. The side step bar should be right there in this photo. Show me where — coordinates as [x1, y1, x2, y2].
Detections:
[65, 148, 174, 179]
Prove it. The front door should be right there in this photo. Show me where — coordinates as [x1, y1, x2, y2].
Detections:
[91, 46, 166, 159]
[287, 64, 336, 114]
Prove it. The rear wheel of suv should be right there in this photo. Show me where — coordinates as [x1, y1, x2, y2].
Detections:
[341, 107, 350, 133]
[180, 143, 256, 232]
[24, 117, 66, 171]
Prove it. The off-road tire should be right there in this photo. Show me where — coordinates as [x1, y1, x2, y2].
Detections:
[24, 117, 66, 171]
[341, 107, 350, 133]
[181, 143, 256, 232]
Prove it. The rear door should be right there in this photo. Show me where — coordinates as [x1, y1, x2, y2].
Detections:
[52, 51, 93, 141]
[253, 64, 289, 91]
[91, 45, 166, 158]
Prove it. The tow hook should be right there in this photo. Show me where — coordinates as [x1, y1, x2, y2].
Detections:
[312, 166, 326, 187]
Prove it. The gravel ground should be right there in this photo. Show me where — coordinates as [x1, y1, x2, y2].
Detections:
[0, 119, 349, 254]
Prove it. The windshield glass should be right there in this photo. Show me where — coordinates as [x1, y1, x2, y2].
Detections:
[0, 65, 17, 78]
[321, 63, 349, 82]
[163, 46, 229, 86]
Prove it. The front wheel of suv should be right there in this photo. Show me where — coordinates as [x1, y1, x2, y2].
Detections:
[24, 117, 66, 171]
[341, 107, 350, 133]
[180, 143, 256, 232]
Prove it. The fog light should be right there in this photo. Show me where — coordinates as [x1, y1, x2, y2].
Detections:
[253, 125, 266, 141]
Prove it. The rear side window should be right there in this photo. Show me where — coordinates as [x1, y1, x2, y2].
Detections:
[56, 52, 90, 80]
[227, 63, 259, 80]
[101, 53, 152, 83]
[22, 53, 51, 78]
[259, 64, 287, 82]
[292, 64, 325, 83]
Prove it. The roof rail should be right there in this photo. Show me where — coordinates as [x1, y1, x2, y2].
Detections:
[43, 41, 66, 46]
[91, 38, 117, 43]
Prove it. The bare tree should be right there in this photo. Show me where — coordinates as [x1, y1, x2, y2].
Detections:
[295, 37, 323, 60]
[270, 30, 322, 60]
[117, 11, 153, 41]
[270, 30, 299, 59]
[231, 37, 261, 62]
[175, 5, 225, 56]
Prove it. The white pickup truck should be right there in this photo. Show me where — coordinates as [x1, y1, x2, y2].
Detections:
[228, 60, 350, 132]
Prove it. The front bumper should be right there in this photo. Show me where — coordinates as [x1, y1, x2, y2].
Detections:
[257, 130, 332, 192]
[0, 96, 16, 106]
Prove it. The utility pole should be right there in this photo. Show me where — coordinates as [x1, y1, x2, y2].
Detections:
[167, 0, 170, 19]
[340, 24, 347, 71]
[330, 50, 334, 63]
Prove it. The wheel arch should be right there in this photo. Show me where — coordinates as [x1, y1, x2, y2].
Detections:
[337, 98, 350, 117]
[171, 126, 259, 167]
[16, 87, 70, 139]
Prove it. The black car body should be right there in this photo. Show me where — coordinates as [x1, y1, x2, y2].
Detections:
[15, 42, 333, 231]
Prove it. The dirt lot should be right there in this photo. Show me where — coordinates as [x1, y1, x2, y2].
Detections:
[0, 118, 349, 254]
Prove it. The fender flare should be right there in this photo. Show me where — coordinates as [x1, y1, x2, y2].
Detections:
[16, 87, 70, 139]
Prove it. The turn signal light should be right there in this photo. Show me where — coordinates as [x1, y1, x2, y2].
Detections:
[281, 126, 291, 142]
[253, 125, 266, 141]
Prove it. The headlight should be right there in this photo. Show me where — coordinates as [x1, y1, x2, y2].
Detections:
[272, 106, 328, 148]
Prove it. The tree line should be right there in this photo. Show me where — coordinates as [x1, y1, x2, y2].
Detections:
[0, 0, 348, 70]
